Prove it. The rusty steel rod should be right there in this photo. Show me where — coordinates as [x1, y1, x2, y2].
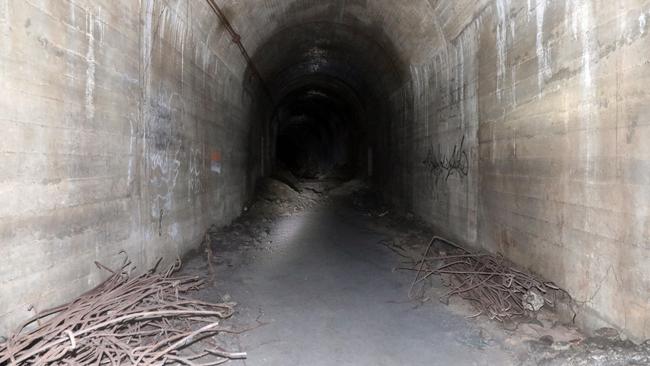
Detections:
[406, 236, 570, 322]
[204, 0, 273, 101]
[0, 256, 246, 365]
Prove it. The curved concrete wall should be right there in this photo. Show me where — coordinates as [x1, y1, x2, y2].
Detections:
[0, 0, 257, 335]
[1, 0, 649, 341]
[384, 0, 650, 341]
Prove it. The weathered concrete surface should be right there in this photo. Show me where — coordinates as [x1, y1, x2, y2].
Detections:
[222, 0, 650, 340]
[0, 0, 257, 335]
[1, 0, 649, 344]
[383, 0, 650, 341]
[189, 200, 516, 366]
[215, 0, 650, 341]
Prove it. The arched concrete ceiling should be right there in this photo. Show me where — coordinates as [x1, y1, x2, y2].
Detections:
[218, 0, 447, 65]
[251, 21, 404, 103]
[207, 0, 493, 98]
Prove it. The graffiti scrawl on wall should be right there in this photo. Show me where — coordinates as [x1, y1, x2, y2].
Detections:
[422, 135, 469, 183]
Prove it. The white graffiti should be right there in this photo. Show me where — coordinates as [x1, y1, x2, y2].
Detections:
[495, 0, 511, 101]
[640, 13, 647, 35]
[188, 146, 204, 199]
[149, 136, 181, 218]
[535, 0, 552, 96]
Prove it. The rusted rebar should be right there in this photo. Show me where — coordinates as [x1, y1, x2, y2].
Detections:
[0, 256, 245, 365]
[204, 0, 273, 101]
[407, 236, 569, 322]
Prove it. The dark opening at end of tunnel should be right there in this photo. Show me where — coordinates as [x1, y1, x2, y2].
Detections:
[242, 20, 409, 187]
[272, 84, 361, 181]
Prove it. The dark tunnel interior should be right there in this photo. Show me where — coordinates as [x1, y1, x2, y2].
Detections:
[4, 1, 650, 361]
[271, 88, 360, 181]
[273, 85, 360, 179]
[245, 21, 407, 185]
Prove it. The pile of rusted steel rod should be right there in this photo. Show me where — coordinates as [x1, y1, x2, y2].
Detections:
[0, 257, 246, 365]
[408, 237, 567, 322]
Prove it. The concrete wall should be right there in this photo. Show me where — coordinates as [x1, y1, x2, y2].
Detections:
[0, 0, 255, 335]
[212, 0, 650, 342]
[1, 0, 649, 343]
[386, 0, 650, 340]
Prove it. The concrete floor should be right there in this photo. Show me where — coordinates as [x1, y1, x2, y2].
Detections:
[196, 202, 517, 365]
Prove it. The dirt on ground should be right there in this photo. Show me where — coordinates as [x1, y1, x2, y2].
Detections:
[189, 178, 650, 365]
[345, 184, 650, 366]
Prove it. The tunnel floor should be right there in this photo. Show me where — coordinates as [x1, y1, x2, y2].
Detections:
[179, 180, 648, 365]
[182, 182, 518, 365]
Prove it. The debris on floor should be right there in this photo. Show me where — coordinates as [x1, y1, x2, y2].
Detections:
[178, 179, 650, 365]
[348, 185, 390, 217]
[197, 177, 345, 277]
[339, 184, 650, 365]
[522, 332, 650, 366]
[271, 168, 301, 193]
[254, 177, 321, 214]
[200, 177, 334, 258]
[257, 177, 301, 202]
[406, 236, 573, 322]
[185, 179, 521, 365]
[0, 256, 245, 365]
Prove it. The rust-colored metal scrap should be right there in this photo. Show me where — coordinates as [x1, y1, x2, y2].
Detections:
[0, 256, 246, 365]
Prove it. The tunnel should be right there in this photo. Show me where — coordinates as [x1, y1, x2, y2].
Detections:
[1, 0, 650, 364]
[246, 16, 407, 184]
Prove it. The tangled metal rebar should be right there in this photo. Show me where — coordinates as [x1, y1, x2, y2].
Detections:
[407, 237, 569, 322]
[0, 256, 246, 365]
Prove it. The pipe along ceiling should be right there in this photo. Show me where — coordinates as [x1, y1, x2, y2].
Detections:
[224, 0, 444, 179]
